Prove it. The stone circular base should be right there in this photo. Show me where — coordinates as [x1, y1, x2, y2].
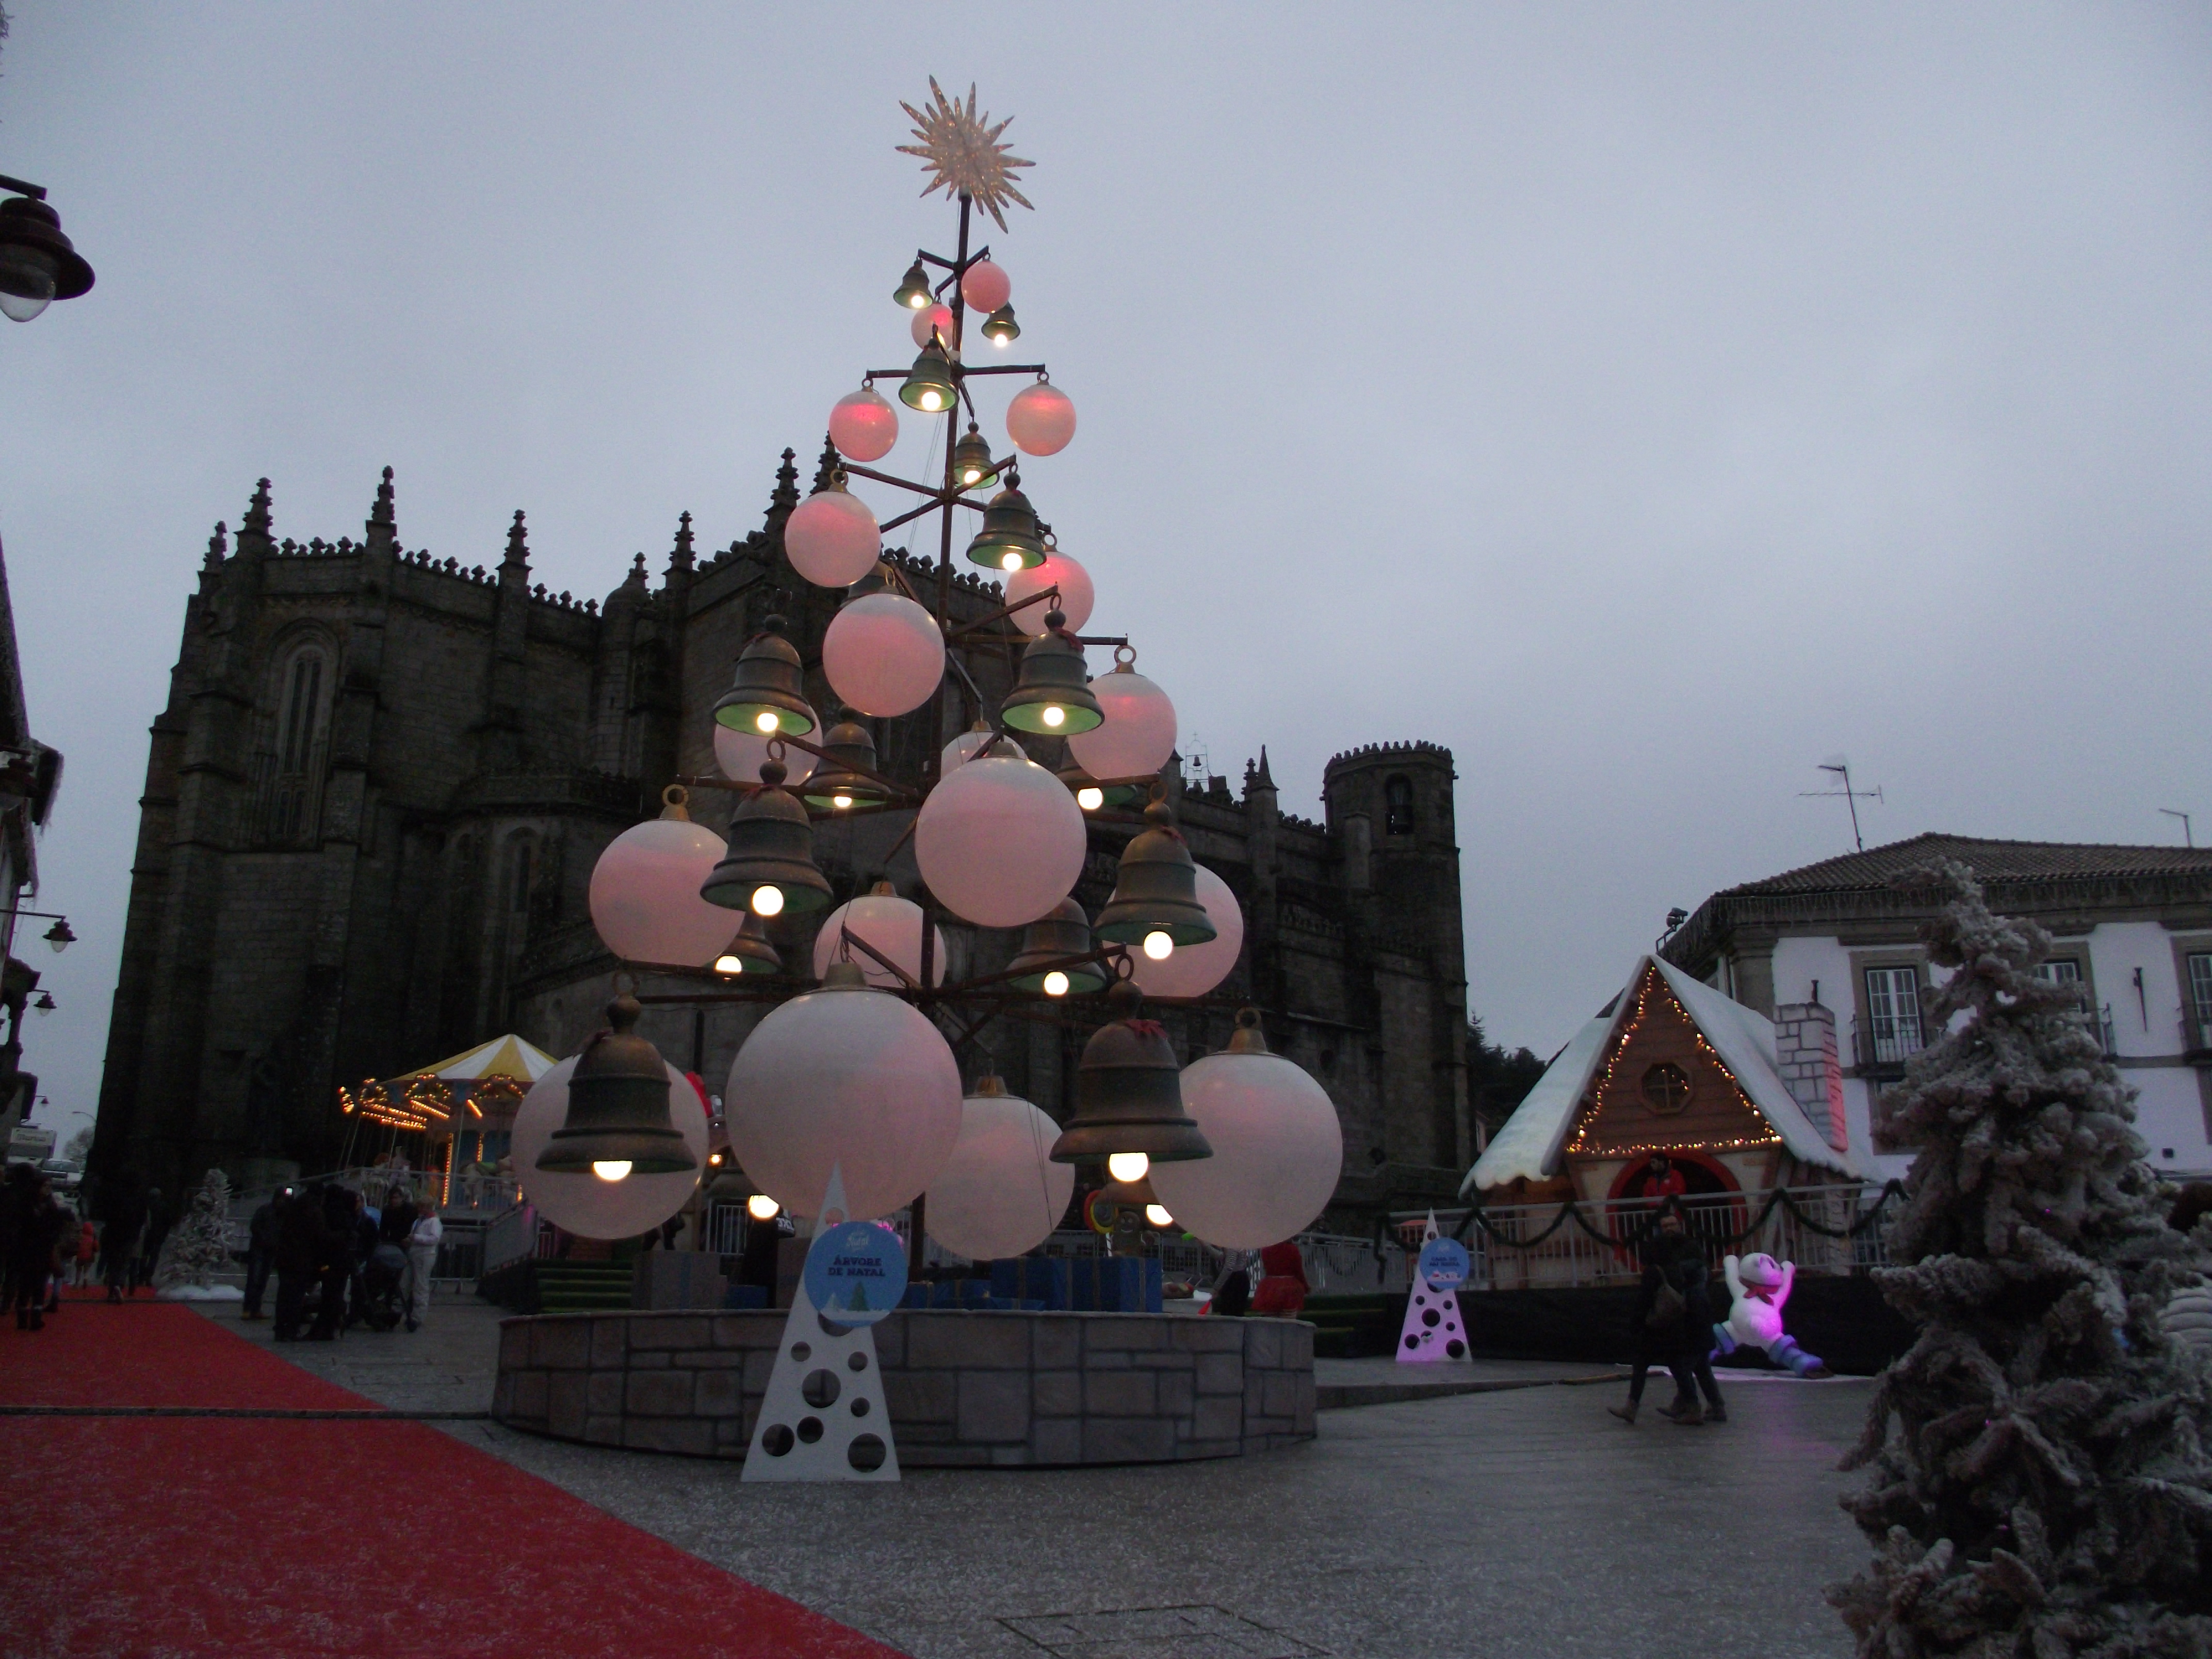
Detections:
[492, 1307, 1316, 1466]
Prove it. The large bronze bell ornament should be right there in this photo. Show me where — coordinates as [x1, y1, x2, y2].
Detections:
[801, 708, 892, 812]
[1094, 788, 1219, 955]
[964, 474, 1046, 571]
[1000, 609, 1104, 736]
[1049, 978, 1213, 1167]
[710, 615, 817, 738]
[1004, 897, 1111, 997]
[536, 992, 697, 1178]
[700, 756, 835, 918]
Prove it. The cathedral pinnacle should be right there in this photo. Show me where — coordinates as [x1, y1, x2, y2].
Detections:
[204, 521, 228, 570]
[240, 478, 273, 544]
[810, 435, 842, 495]
[1246, 746, 1276, 793]
[764, 447, 801, 535]
[502, 510, 530, 572]
[670, 510, 695, 573]
[367, 465, 396, 542]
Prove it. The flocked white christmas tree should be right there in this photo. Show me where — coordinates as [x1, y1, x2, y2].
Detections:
[154, 1167, 235, 1293]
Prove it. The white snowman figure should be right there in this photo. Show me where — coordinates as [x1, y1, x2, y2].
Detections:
[1713, 1253, 1831, 1377]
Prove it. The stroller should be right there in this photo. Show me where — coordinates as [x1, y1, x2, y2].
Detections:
[355, 1241, 410, 1332]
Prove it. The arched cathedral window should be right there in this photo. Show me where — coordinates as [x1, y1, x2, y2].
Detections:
[1385, 774, 1414, 837]
[264, 643, 331, 845]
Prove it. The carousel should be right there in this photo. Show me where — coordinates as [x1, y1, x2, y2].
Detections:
[337, 1033, 559, 1209]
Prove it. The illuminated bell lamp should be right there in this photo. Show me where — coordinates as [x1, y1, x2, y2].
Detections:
[1067, 651, 1178, 785]
[963, 479, 1046, 572]
[1149, 1009, 1344, 1250]
[1056, 758, 1141, 813]
[915, 746, 1086, 929]
[925, 1075, 1075, 1262]
[828, 386, 899, 463]
[745, 1192, 780, 1222]
[892, 259, 933, 309]
[784, 481, 882, 589]
[535, 994, 698, 1178]
[587, 785, 737, 968]
[710, 616, 816, 737]
[801, 709, 890, 811]
[715, 713, 818, 788]
[1049, 979, 1212, 1165]
[999, 613, 1103, 735]
[514, 1056, 707, 1238]
[980, 305, 1020, 347]
[898, 342, 958, 414]
[950, 424, 999, 492]
[42, 918, 74, 954]
[0, 196, 94, 324]
[810, 882, 947, 989]
[959, 256, 1011, 314]
[724, 960, 963, 1220]
[1006, 550, 1093, 637]
[1006, 379, 1076, 457]
[1132, 863, 1244, 1000]
[1005, 897, 1110, 996]
[698, 759, 834, 919]
[1095, 795, 1219, 953]
[909, 301, 956, 351]
[713, 912, 782, 978]
[822, 591, 945, 718]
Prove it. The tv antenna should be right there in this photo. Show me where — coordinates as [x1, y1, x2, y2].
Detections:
[1800, 755, 1882, 852]
[2160, 808, 2194, 849]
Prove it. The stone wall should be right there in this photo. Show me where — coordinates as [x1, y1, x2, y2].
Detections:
[492, 1308, 1316, 1467]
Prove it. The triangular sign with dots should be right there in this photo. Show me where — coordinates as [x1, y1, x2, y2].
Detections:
[1396, 1210, 1472, 1364]
[742, 1166, 901, 1482]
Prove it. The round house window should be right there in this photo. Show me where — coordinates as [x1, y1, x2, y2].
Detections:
[1640, 1062, 1691, 1115]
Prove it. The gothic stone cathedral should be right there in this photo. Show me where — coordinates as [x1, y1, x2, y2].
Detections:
[94, 455, 1471, 1229]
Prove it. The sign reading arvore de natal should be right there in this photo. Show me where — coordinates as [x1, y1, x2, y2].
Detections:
[803, 1222, 909, 1326]
[1418, 1237, 1470, 1291]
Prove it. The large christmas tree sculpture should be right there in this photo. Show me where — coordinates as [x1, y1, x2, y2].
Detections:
[1829, 861, 2212, 1654]
[154, 1168, 235, 1293]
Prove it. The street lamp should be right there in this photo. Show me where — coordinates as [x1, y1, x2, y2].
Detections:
[0, 177, 94, 324]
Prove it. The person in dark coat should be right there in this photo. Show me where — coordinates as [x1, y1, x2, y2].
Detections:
[272, 1184, 328, 1342]
[133, 1189, 168, 1294]
[1661, 1248, 1728, 1426]
[377, 1186, 418, 1249]
[1609, 1211, 1698, 1424]
[100, 1180, 147, 1304]
[8, 1170, 65, 1330]
[310, 1186, 358, 1340]
[241, 1196, 277, 1321]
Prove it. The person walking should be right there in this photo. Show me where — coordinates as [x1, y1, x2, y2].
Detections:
[100, 1180, 146, 1304]
[240, 1194, 277, 1321]
[272, 1184, 329, 1342]
[1659, 1245, 1728, 1426]
[1609, 1211, 1696, 1424]
[8, 1170, 64, 1330]
[132, 1189, 168, 1295]
[404, 1199, 442, 1333]
[70, 1213, 98, 1288]
[310, 1186, 357, 1341]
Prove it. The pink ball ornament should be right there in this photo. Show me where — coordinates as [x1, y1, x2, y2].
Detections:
[1132, 865, 1244, 1000]
[916, 749, 1086, 929]
[822, 593, 944, 717]
[514, 1058, 709, 1240]
[810, 888, 949, 989]
[725, 976, 963, 1220]
[714, 719, 818, 787]
[959, 258, 1011, 315]
[941, 727, 1026, 773]
[784, 490, 881, 589]
[909, 302, 957, 351]
[1005, 551, 1094, 638]
[588, 809, 736, 968]
[926, 1083, 1075, 1261]
[828, 386, 899, 463]
[1147, 1023, 1342, 1250]
[1067, 658, 1177, 783]
[1005, 381, 1076, 457]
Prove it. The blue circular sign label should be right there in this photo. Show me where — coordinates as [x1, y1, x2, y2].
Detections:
[1418, 1238, 1470, 1290]
[803, 1221, 908, 1326]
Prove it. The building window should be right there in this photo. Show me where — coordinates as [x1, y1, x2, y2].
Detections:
[510, 839, 535, 914]
[1385, 774, 1413, 836]
[267, 646, 330, 844]
[1864, 966, 1925, 1064]
[1640, 1062, 1691, 1115]
[2187, 953, 2212, 1049]
[279, 652, 323, 772]
[2033, 958, 2081, 987]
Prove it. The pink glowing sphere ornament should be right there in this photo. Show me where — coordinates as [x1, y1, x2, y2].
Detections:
[915, 749, 1086, 929]
[588, 805, 736, 968]
[941, 727, 1025, 773]
[784, 490, 881, 589]
[811, 887, 949, 989]
[822, 593, 944, 717]
[1147, 1018, 1342, 1250]
[714, 718, 818, 787]
[724, 971, 964, 1220]
[959, 258, 1011, 315]
[1005, 551, 1094, 638]
[1132, 865, 1244, 1000]
[828, 386, 899, 463]
[1067, 657, 1177, 783]
[909, 302, 957, 351]
[925, 1081, 1075, 1262]
[514, 1058, 709, 1240]
[1005, 381, 1076, 457]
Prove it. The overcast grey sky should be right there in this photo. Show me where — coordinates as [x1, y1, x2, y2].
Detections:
[3, 4, 2207, 1134]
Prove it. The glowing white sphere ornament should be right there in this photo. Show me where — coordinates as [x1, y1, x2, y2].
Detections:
[585, 787, 738, 969]
[724, 963, 963, 1220]
[1148, 1011, 1342, 1250]
[514, 1058, 710, 1239]
[915, 746, 1086, 929]
[910, 301, 956, 350]
[811, 884, 949, 988]
[823, 593, 945, 718]
[714, 719, 818, 788]
[1132, 864, 1245, 1000]
[1006, 380, 1076, 457]
[925, 1077, 1075, 1261]
[1067, 650, 1178, 783]
[784, 487, 881, 589]
[959, 257, 1011, 315]
[941, 724, 1024, 774]
[1005, 551, 1094, 638]
[828, 385, 898, 463]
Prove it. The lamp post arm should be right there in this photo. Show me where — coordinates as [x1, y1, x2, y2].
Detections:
[0, 176, 48, 201]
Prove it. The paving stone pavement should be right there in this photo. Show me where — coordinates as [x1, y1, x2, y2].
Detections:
[206, 1299, 1876, 1658]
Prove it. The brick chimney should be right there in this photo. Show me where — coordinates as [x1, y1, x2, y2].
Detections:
[1772, 1002, 1847, 1151]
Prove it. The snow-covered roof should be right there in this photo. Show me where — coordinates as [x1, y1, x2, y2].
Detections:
[1461, 956, 1873, 1195]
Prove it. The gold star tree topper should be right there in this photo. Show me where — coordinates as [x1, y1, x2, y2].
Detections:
[898, 78, 1035, 232]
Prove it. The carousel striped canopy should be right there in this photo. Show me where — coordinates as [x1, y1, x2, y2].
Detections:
[387, 1033, 559, 1088]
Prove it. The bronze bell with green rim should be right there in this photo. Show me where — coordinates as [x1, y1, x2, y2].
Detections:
[700, 758, 835, 918]
[964, 477, 1046, 572]
[1001, 611, 1103, 736]
[1094, 792, 1219, 951]
[711, 615, 817, 738]
[713, 912, 783, 978]
[1056, 757, 1142, 812]
[1005, 897, 1111, 997]
[802, 708, 890, 812]
[950, 423, 999, 493]
[899, 340, 958, 414]
[1049, 979, 1212, 1165]
[535, 993, 697, 1177]
[980, 304, 1019, 346]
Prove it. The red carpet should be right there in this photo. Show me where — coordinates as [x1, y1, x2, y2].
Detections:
[0, 1310, 907, 1657]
